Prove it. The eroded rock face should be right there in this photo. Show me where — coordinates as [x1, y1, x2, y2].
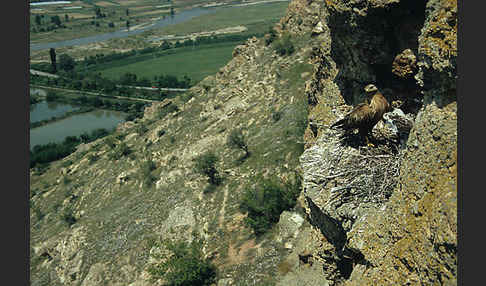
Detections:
[345, 102, 457, 285]
[416, 0, 457, 106]
[298, 0, 457, 284]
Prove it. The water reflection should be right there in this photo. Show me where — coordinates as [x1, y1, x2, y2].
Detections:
[46, 101, 61, 109]
[30, 109, 127, 150]
[30, 101, 80, 123]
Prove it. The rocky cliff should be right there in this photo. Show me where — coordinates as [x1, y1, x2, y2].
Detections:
[30, 0, 457, 285]
[286, 0, 457, 284]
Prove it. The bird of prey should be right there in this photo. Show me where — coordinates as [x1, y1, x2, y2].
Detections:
[331, 84, 392, 145]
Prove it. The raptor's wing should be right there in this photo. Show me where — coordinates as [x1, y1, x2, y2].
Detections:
[345, 103, 374, 129]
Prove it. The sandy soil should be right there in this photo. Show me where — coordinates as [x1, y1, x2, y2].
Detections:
[149, 25, 248, 43]
[231, 0, 290, 7]
[96, 1, 117, 7]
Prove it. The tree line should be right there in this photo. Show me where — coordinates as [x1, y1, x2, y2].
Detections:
[34, 32, 261, 72]
[32, 52, 192, 93]
[41, 90, 147, 119]
[30, 128, 111, 169]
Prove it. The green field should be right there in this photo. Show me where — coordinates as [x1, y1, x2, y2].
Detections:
[94, 42, 237, 83]
[85, 2, 290, 84]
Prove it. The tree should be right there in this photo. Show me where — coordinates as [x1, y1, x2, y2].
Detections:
[193, 151, 221, 185]
[227, 129, 249, 158]
[51, 15, 61, 27]
[49, 48, 57, 73]
[35, 14, 42, 25]
[94, 7, 102, 18]
[59, 54, 75, 72]
[161, 41, 171, 50]
[148, 239, 217, 286]
[120, 72, 137, 85]
[65, 14, 69, 22]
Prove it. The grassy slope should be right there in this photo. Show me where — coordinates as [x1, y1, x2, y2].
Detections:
[30, 32, 316, 285]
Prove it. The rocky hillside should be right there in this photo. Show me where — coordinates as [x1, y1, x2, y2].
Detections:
[30, 0, 457, 285]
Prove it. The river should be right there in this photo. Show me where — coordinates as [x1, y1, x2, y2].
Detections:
[30, 7, 218, 51]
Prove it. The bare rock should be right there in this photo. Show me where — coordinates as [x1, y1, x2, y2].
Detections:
[392, 48, 417, 79]
[311, 21, 325, 35]
[345, 102, 457, 285]
[277, 211, 305, 243]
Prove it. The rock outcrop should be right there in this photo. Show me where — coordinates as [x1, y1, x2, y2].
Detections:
[294, 0, 457, 284]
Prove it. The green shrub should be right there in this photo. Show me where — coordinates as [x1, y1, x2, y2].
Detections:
[88, 153, 99, 163]
[46, 91, 59, 102]
[271, 109, 282, 122]
[140, 159, 157, 187]
[239, 173, 302, 236]
[180, 92, 194, 103]
[227, 129, 249, 155]
[203, 184, 218, 194]
[265, 27, 277, 46]
[32, 205, 44, 221]
[136, 123, 148, 135]
[61, 209, 77, 226]
[273, 33, 294, 56]
[193, 151, 221, 185]
[148, 239, 217, 286]
[105, 136, 117, 149]
[61, 160, 73, 168]
[157, 104, 179, 120]
[110, 142, 131, 160]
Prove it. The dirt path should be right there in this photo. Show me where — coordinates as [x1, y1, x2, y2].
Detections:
[218, 186, 229, 229]
[30, 69, 59, 79]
